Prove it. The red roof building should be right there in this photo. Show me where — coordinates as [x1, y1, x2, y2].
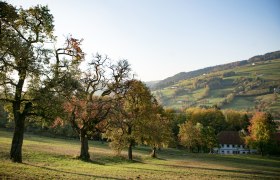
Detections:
[214, 131, 256, 154]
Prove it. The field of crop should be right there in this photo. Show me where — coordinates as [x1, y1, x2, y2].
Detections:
[1, 129, 280, 179]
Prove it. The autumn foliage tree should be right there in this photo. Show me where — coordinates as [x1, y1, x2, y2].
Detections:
[223, 110, 250, 131]
[186, 107, 226, 134]
[106, 80, 159, 160]
[64, 96, 111, 160]
[245, 112, 276, 156]
[61, 55, 131, 161]
[178, 121, 217, 153]
[178, 121, 202, 152]
[138, 104, 173, 158]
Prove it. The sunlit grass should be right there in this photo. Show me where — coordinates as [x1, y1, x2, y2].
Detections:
[1, 129, 280, 179]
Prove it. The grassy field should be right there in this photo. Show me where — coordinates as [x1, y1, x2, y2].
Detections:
[1, 130, 280, 179]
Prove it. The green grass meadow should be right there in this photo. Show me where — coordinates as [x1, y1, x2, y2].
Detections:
[1, 129, 280, 179]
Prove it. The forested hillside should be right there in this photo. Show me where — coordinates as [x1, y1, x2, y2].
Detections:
[152, 53, 280, 118]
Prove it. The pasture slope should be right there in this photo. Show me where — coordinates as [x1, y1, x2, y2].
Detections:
[0, 129, 280, 179]
[153, 59, 280, 118]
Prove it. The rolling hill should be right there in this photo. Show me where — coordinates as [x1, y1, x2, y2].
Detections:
[151, 51, 280, 118]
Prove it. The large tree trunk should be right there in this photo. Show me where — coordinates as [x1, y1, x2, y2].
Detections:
[128, 126, 133, 160]
[10, 115, 25, 163]
[79, 130, 90, 161]
[128, 142, 133, 160]
[260, 143, 264, 156]
[151, 146, 157, 158]
[10, 70, 27, 163]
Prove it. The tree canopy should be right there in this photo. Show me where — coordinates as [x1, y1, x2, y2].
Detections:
[245, 112, 276, 156]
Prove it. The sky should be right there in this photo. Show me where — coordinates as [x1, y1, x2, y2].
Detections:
[7, 0, 280, 81]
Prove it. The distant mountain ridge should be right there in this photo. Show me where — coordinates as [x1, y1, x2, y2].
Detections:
[152, 50, 280, 90]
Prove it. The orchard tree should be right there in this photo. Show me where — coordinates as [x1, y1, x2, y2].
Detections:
[178, 121, 202, 152]
[245, 112, 276, 156]
[106, 80, 155, 160]
[139, 104, 173, 158]
[64, 96, 111, 160]
[0, 2, 84, 162]
[0, 2, 54, 163]
[63, 55, 131, 161]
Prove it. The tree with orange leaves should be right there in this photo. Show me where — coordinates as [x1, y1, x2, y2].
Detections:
[245, 112, 276, 156]
[61, 54, 131, 161]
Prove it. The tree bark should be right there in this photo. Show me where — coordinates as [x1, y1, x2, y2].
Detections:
[260, 143, 264, 156]
[128, 126, 133, 160]
[10, 67, 27, 163]
[10, 115, 25, 163]
[79, 130, 90, 161]
[128, 142, 133, 160]
[151, 146, 157, 158]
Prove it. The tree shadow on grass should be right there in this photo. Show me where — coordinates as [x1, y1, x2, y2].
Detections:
[23, 162, 125, 180]
[72, 156, 105, 165]
[96, 156, 145, 165]
[123, 166, 253, 179]
[146, 162, 280, 178]
[160, 152, 280, 169]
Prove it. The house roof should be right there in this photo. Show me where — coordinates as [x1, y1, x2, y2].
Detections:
[217, 131, 244, 145]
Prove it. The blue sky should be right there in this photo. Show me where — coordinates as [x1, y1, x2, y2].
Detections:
[7, 0, 280, 81]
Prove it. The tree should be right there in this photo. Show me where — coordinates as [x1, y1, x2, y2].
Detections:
[139, 105, 173, 158]
[186, 107, 226, 134]
[64, 96, 111, 160]
[178, 121, 202, 152]
[106, 80, 155, 160]
[63, 55, 131, 161]
[178, 121, 217, 153]
[223, 110, 250, 131]
[0, 2, 54, 163]
[245, 112, 276, 156]
[0, 2, 84, 162]
[201, 126, 217, 153]
[166, 108, 186, 147]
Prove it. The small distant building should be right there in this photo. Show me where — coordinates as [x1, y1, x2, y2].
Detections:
[213, 131, 256, 154]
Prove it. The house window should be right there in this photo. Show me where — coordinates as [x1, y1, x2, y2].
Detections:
[227, 151, 230, 154]
[221, 151, 224, 154]
[227, 144, 230, 148]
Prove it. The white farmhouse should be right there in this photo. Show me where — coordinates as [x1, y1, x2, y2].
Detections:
[213, 131, 256, 154]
